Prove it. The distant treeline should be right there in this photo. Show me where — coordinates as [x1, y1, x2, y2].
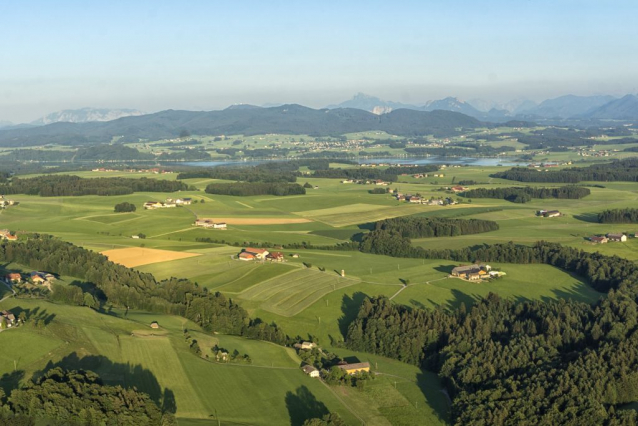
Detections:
[404, 145, 514, 157]
[176, 159, 344, 182]
[0, 144, 210, 163]
[597, 208, 638, 224]
[0, 235, 287, 344]
[492, 158, 638, 183]
[205, 182, 305, 196]
[461, 186, 590, 203]
[510, 127, 635, 149]
[312, 165, 439, 182]
[0, 175, 189, 196]
[369, 216, 499, 239]
[194, 237, 360, 251]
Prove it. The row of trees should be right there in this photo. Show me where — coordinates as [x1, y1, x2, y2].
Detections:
[0, 235, 287, 344]
[346, 238, 638, 424]
[369, 216, 499, 239]
[205, 182, 306, 196]
[311, 164, 439, 182]
[0, 175, 190, 196]
[597, 208, 638, 224]
[462, 185, 590, 203]
[492, 158, 638, 183]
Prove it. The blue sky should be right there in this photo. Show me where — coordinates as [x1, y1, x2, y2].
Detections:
[1, 0, 637, 122]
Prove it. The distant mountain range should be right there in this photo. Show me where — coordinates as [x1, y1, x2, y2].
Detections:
[327, 93, 638, 121]
[0, 104, 480, 147]
[30, 107, 144, 125]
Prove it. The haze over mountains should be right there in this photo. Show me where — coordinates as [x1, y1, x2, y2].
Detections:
[327, 93, 638, 121]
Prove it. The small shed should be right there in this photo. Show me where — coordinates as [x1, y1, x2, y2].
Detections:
[150, 321, 160, 329]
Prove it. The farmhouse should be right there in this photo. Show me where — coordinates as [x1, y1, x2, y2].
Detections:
[0, 230, 17, 241]
[175, 198, 192, 205]
[408, 196, 422, 204]
[337, 362, 371, 375]
[451, 264, 492, 281]
[591, 236, 608, 244]
[5, 273, 21, 284]
[150, 321, 160, 329]
[30, 272, 46, 284]
[242, 248, 269, 260]
[294, 341, 317, 350]
[239, 252, 255, 261]
[267, 252, 285, 262]
[1, 310, 16, 327]
[195, 219, 227, 229]
[539, 210, 561, 218]
[451, 186, 467, 192]
[607, 233, 627, 242]
[143, 201, 163, 210]
[301, 365, 320, 378]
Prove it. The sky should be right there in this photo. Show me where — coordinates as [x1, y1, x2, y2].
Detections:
[1, 0, 637, 122]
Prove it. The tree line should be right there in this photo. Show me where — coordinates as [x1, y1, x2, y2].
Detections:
[491, 158, 638, 183]
[0, 175, 190, 196]
[0, 368, 174, 425]
[461, 185, 590, 203]
[597, 208, 638, 224]
[0, 235, 287, 344]
[369, 216, 499, 239]
[205, 182, 306, 196]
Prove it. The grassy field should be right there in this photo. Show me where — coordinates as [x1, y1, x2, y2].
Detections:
[5, 159, 638, 425]
[0, 299, 364, 425]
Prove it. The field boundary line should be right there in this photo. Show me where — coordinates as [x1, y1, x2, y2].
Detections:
[318, 379, 366, 425]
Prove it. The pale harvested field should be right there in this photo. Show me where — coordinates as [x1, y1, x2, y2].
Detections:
[101, 247, 201, 267]
[201, 217, 312, 225]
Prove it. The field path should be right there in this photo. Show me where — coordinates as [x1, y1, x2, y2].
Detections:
[319, 379, 366, 425]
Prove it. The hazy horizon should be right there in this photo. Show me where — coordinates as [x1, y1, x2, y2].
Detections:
[2, 0, 637, 122]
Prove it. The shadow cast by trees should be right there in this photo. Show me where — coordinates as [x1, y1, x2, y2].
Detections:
[34, 352, 171, 409]
[285, 385, 329, 426]
[0, 370, 25, 398]
[416, 371, 451, 424]
[573, 213, 599, 223]
[447, 289, 476, 311]
[10, 305, 56, 325]
[338, 291, 368, 339]
[434, 264, 455, 274]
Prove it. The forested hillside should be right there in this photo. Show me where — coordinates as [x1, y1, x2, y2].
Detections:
[0, 105, 482, 146]
[346, 241, 638, 425]
[0, 236, 287, 343]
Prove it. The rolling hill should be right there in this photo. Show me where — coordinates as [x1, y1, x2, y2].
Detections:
[0, 104, 482, 147]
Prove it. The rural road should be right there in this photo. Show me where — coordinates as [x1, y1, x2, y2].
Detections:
[389, 276, 449, 300]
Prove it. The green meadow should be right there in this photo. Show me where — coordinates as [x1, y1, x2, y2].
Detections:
[3, 161, 638, 424]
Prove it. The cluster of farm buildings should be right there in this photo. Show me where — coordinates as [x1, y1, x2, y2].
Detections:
[144, 198, 192, 209]
[295, 341, 371, 379]
[237, 248, 286, 262]
[590, 233, 632, 244]
[0, 229, 17, 241]
[395, 192, 457, 206]
[0, 310, 18, 328]
[0, 195, 16, 210]
[4, 271, 55, 290]
[450, 264, 505, 281]
[194, 219, 227, 229]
